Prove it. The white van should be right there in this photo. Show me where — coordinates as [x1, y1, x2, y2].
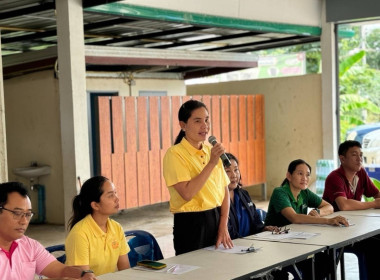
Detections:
[362, 129, 380, 164]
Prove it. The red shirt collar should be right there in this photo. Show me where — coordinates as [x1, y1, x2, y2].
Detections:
[2, 241, 19, 262]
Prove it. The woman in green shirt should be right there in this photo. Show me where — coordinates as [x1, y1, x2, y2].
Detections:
[265, 159, 348, 227]
[265, 159, 349, 280]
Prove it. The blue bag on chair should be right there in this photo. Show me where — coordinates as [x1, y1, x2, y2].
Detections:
[125, 230, 164, 267]
[46, 244, 66, 263]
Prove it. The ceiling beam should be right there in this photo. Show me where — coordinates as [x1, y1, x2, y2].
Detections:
[85, 45, 258, 68]
[182, 67, 246, 80]
[151, 31, 264, 49]
[86, 3, 321, 36]
[87, 26, 206, 46]
[236, 37, 320, 52]
[3, 45, 258, 69]
[1, 18, 138, 44]
[207, 35, 317, 52]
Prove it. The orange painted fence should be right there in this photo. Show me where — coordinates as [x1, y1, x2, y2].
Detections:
[98, 95, 265, 209]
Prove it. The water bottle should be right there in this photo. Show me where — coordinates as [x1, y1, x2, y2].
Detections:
[315, 160, 335, 197]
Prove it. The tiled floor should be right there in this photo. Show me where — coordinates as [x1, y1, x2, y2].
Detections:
[27, 200, 358, 279]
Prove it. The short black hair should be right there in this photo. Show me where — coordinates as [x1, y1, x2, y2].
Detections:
[338, 140, 362, 156]
[225, 153, 239, 167]
[0, 182, 28, 209]
[224, 153, 243, 187]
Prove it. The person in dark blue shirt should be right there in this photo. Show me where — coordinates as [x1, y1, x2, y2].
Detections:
[224, 153, 277, 239]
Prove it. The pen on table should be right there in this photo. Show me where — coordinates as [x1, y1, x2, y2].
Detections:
[167, 265, 177, 273]
[241, 244, 256, 252]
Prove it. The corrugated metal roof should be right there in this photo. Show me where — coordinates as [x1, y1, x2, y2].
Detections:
[0, 0, 320, 79]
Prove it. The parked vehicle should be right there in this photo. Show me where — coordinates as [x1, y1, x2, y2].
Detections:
[362, 129, 380, 181]
[362, 129, 380, 165]
[345, 122, 380, 144]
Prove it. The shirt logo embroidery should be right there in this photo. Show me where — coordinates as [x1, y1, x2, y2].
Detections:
[112, 241, 119, 249]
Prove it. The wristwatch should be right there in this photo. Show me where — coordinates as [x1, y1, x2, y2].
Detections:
[81, 270, 94, 277]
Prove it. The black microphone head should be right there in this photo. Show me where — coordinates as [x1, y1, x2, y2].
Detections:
[223, 158, 231, 167]
[208, 135, 217, 145]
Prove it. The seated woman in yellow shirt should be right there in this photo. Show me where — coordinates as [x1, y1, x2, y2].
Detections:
[65, 176, 130, 276]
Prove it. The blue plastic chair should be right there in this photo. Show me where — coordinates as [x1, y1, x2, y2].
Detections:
[340, 246, 367, 280]
[125, 230, 164, 267]
[256, 208, 267, 223]
[46, 244, 66, 263]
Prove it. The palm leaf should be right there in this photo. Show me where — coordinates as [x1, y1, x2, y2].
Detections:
[339, 51, 365, 77]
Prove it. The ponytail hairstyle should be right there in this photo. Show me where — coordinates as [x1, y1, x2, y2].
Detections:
[68, 176, 108, 230]
[281, 159, 312, 186]
[224, 153, 242, 187]
[174, 100, 208, 145]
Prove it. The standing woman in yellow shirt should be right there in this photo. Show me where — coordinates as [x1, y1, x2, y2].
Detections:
[65, 176, 130, 276]
[163, 100, 233, 255]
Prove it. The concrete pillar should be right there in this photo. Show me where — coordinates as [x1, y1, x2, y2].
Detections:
[56, 0, 90, 227]
[0, 32, 8, 182]
[320, 0, 339, 162]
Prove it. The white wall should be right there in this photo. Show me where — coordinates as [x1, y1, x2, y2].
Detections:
[187, 74, 323, 197]
[4, 70, 64, 224]
[86, 76, 186, 96]
[120, 0, 322, 26]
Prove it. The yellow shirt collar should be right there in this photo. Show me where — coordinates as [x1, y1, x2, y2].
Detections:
[180, 137, 208, 156]
[85, 214, 111, 237]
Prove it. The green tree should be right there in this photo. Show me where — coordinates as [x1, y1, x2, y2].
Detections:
[365, 28, 380, 70]
[338, 49, 380, 139]
[253, 23, 380, 141]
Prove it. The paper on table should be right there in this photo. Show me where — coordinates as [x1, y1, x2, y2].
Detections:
[164, 264, 199, 275]
[133, 264, 199, 275]
[252, 231, 319, 240]
[304, 221, 355, 227]
[288, 232, 320, 239]
[203, 244, 261, 254]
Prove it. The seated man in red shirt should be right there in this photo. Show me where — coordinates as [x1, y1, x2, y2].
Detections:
[323, 140, 380, 280]
[323, 140, 380, 210]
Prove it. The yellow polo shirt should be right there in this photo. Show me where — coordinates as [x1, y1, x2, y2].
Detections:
[65, 214, 129, 276]
[163, 137, 229, 213]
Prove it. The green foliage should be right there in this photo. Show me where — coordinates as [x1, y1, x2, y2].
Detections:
[339, 62, 380, 139]
[338, 24, 380, 140]
[338, 25, 361, 57]
[340, 66, 380, 105]
[255, 24, 380, 141]
[364, 178, 380, 201]
[340, 94, 372, 140]
[365, 28, 380, 70]
[340, 94, 380, 115]
[339, 51, 365, 77]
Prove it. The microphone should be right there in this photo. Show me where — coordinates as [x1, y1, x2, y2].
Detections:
[208, 136, 231, 167]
